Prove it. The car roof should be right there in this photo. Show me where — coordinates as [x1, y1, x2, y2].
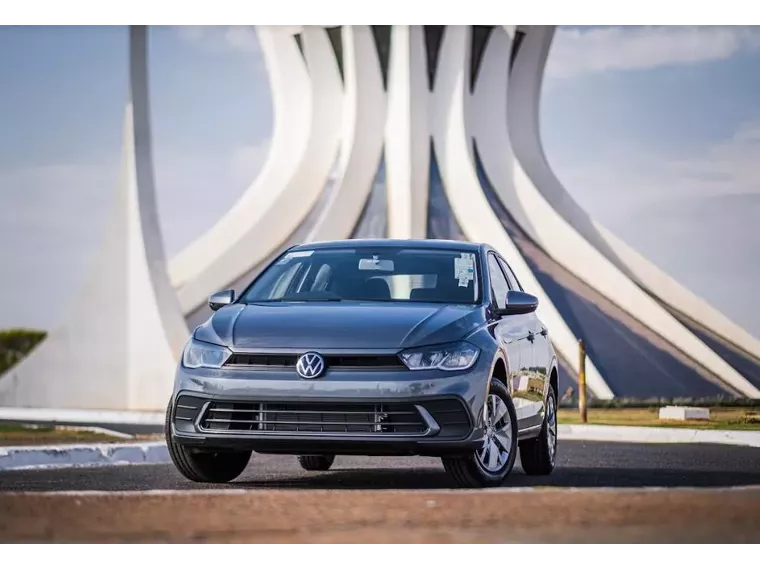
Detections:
[289, 238, 485, 253]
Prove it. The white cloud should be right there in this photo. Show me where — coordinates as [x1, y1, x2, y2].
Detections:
[174, 25, 261, 54]
[276, 26, 306, 35]
[548, 26, 760, 79]
[181, 25, 760, 80]
[553, 120, 760, 223]
[548, 120, 760, 338]
[667, 120, 760, 199]
[174, 26, 205, 44]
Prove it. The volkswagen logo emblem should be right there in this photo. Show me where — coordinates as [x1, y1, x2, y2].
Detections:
[296, 352, 326, 379]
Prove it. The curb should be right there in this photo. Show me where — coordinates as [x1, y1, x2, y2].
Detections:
[1, 425, 759, 471]
[558, 424, 760, 448]
[0, 442, 169, 471]
[0, 407, 164, 426]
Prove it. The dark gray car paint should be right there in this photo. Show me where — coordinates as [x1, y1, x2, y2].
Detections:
[170, 239, 558, 455]
[195, 302, 486, 350]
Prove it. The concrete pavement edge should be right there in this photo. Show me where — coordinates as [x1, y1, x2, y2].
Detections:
[0, 441, 169, 471]
[558, 424, 760, 448]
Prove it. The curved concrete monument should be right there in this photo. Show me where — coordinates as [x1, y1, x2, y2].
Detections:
[169, 26, 345, 319]
[4, 25, 759, 411]
[172, 25, 759, 399]
[0, 27, 189, 410]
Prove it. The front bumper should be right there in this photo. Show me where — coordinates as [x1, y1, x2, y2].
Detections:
[169, 362, 490, 457]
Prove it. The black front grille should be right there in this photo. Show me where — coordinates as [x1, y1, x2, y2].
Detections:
[199, 400, 427, 435]
[226, 354, 296, 367]
[224, 353, 405, 370]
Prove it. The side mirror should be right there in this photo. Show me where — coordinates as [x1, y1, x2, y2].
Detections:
[208, 289, 235, 311]
[500, 290, 538, 316]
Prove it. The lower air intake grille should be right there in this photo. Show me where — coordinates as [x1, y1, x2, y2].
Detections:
[199, 401, 427, 435]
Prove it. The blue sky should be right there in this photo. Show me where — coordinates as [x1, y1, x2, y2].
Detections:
[1, 25, 759, 338]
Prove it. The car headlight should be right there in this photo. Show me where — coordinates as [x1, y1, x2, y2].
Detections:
[399, 341, 480, 371]
[182, 338, 231, 369]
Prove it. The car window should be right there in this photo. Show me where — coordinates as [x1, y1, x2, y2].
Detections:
[497, 257, 524, 292]
[488, 254, 510, 310]
[239, 247, 481, 304]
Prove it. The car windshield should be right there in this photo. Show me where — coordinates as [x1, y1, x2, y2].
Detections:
[239, 246, 481, 304]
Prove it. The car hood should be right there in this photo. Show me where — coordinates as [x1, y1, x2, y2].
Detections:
[194, 301, 485, 350]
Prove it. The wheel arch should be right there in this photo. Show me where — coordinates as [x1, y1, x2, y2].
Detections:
[547, 357, 559, 402]
[478, 349, 510, 428]
[491, 356, 509, 385]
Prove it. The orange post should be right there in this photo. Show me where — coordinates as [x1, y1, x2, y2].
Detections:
[578, 338, 588, 424]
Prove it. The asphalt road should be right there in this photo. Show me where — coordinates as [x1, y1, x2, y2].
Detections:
[2, 440, 760, 491]
[3, 441, 760, 543]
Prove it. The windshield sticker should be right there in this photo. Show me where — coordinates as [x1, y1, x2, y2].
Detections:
[276, 250, 314, 265]
[454, 253, 475, 287]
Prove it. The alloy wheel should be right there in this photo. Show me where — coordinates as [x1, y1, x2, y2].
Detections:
[477, 393, 513, 473]
[546, 394, 557, 464]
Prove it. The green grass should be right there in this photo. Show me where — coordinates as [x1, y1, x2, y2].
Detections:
[558, 407, 760, 431]
[0, 424, 160, 446]
[0, 328, 46, 375]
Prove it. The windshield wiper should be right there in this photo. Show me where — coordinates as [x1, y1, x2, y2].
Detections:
[284, 297, 344, 302]
[247, 297, 344, 303]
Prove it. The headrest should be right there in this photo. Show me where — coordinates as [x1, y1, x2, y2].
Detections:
[363, 278, 391, 300]
[410, 287, 438, 301]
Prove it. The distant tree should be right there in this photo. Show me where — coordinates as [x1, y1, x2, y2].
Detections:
[0, 329, 47, 375]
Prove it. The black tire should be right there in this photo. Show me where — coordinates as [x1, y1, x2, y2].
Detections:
[442, 378, 518, 488]
[164, 400, 252, 483]
[519, 387, 558, 476]
[297, 454, 336, 471]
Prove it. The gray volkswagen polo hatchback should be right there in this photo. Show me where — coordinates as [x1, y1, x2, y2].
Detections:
[166, 239, 559, 487]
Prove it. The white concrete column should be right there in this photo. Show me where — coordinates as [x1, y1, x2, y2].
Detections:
[0, 26, 189, 411]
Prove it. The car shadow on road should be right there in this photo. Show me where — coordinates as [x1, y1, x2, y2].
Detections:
[234, 465, 760, 490]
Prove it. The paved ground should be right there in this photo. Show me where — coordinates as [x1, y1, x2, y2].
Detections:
[2, 441, 760, 543]
[3, 485, 760, 543]
[2, 441, 760, 491]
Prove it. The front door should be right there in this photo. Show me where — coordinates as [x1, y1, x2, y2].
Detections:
[488, 254, 534, 432]
[497, 256, 545, 431]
